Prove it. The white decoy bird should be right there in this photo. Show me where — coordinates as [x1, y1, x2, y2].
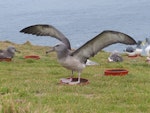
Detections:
[124, 40, 143, 56]
[144, 38, 150, 60]
[20, 24, 136, 84]
[0, 46, 20, 59]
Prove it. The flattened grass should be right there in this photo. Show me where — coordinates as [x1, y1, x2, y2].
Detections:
[0, 41, 150, 113]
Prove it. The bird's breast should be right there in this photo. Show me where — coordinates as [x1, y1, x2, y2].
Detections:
[58, 56, 85, 72]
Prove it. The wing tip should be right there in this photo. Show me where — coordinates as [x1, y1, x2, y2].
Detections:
[20, 26, 32, 33]
[20, 24, 51, 33]
[102, 30, 137, 45]
[20, 29, 25, 33]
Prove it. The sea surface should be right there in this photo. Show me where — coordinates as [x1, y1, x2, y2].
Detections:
[0, 0, 150, 53]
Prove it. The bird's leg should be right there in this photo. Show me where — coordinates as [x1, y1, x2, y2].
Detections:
[77, 72, 81, 83]
[69, 70, 74, 80]
[60, 71, 73, 83]
[69, 72, 80, 85]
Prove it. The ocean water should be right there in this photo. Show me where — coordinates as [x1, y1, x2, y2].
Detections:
[0, 0, 150, 53]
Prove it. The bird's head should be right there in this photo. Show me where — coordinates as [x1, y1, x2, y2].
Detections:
[136, 40, 143, 48]
[46, 43, 68, 54]
[7, 46, 20, 53]
[137, 40, 142, 45]
[46, 43, 69, 59]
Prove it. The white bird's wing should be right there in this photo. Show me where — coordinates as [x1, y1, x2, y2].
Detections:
[20, 24, 71, 49]
[71, 30, 136, 63]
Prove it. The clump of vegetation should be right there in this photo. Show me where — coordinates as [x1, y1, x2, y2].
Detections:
[0, 41, 150, 113]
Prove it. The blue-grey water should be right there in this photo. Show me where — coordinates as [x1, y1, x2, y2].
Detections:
[0, 0, 150, 52]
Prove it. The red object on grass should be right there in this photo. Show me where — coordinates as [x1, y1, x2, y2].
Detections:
[104, 69, 128, 76]
[24, 55, 40, 60]
[0, 58, 12, 62]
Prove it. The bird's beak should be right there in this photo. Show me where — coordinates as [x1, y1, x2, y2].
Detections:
[16, 49, 21, 53]
[46, 47, 55, 54]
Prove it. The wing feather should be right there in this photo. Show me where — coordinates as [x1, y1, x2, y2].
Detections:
[71, 30, 136, 63]
[20, 24, 71, 49]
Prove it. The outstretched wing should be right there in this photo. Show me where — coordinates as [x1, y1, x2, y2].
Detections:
[20, 24, 71, 49]
[71, 30, 136, 63]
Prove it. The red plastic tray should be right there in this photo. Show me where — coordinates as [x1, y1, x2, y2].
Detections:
[24, 55, 40, 60]
[104, 69, 128, 76]
[0, 58, 12, 62]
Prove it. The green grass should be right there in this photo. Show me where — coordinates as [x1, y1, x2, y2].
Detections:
[0, 41, 150, 113]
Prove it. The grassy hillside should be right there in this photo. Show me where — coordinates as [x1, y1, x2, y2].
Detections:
[0, 41, 150, 113]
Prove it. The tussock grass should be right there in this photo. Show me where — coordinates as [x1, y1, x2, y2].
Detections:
[0, 41, 150, 113]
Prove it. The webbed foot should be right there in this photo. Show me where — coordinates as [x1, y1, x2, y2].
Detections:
[60, 78, 72, 83]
